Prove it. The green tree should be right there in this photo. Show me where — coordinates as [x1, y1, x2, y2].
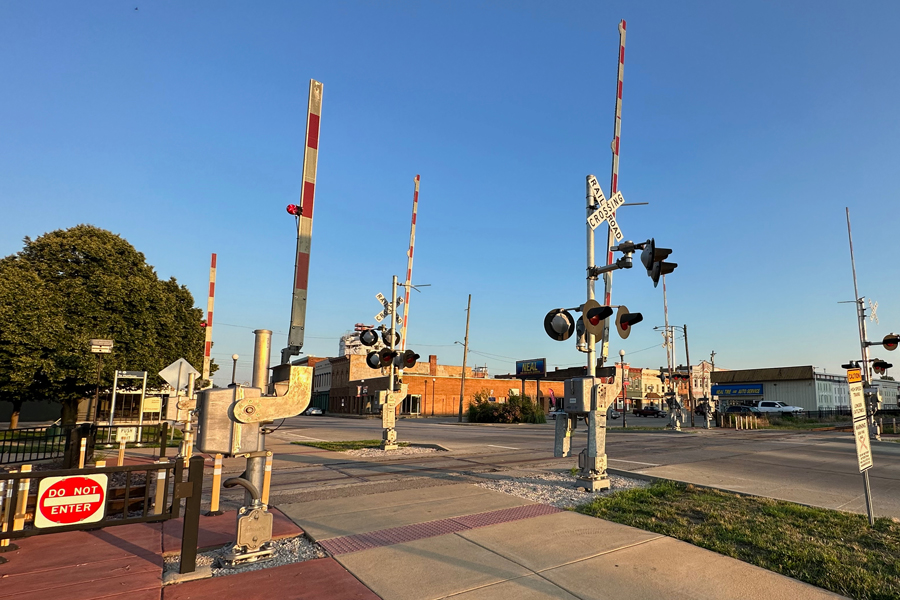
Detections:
[0, 225, 216, 426]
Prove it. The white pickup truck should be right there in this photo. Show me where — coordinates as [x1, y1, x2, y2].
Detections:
[752, 400, 804, 416]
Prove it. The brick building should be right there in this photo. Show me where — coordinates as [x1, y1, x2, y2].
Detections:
[328, 354, 566, 417]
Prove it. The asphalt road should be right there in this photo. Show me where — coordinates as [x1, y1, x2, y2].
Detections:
[257, 415, 900, 518]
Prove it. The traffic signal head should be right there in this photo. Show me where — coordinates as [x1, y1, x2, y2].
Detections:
[381, 329, 401, 347]
[359, 329, 379, 347]
[365, 351, 382, 369]
[200, 319, 207, 328]
[582, 299, 613, 337]
[873, 359, 893, 375]
[286, 204, 301, 216]
[395, 350, 420, 369]
[615, 305, 643, 339]
[640, 238, 677, 287]
[544, 309, 576, 341]
[884, 333, 899, 352]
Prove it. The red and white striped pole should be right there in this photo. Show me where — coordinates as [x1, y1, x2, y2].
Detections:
[283, 79, 324, 364]
[202, 253, 216, 382]
[400, 175, 420, 351]
[600, 19, 626, 366]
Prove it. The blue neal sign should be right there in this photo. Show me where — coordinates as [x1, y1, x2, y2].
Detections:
[711, 384, 763, 396]
[516, 358, 547, 379]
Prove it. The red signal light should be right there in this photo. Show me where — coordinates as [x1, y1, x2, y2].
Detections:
[200, 320, 207, 328]
[286, 204, 301, 216]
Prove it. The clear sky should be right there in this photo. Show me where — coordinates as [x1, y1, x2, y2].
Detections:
[2, 1, 899, 386]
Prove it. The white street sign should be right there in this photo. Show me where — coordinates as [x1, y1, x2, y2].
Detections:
[847, 368, 873, 472]
[374, 292, 403, 323]
[853, 418, 874, 472]
[115, 427, 138, 443]
[587, 190, 625, 242]
[159, 358, 200, 391]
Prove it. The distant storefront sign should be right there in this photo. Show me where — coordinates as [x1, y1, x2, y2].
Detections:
[711, 384, 763, 396]
[516, 358, 547, 379]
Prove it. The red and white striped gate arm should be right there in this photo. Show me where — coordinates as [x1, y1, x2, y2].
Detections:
[287, 79, 324, 356]
[601, 20, 626, 362]
[400, 175, 420, 351]
[202, 253, 216, 381]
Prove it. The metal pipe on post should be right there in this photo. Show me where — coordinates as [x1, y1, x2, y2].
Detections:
[458, 294, 471, 422]
[251, 330, 273, 391]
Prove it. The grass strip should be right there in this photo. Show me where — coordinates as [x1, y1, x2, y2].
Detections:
[576, 480, 899, 600]
[291, 440, 410, 451]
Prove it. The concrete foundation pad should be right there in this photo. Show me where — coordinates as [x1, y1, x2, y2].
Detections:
[540, 536, 847, 600]
[162, 565, 212, 585]
[336, 533, 532, 600]
[458, 511, 662, 572]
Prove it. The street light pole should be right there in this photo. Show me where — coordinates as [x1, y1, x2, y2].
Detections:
[619, 349, 627, 428]
[231, 354, 239, 386]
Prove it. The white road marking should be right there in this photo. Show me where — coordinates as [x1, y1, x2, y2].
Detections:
[283, 434, 327, 442]
[608, 458, 660, 467]
[487, 445, 520, 450]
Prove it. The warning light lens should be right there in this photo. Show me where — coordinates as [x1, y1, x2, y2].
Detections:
[286, 204, 301, 216]
[589, 316, 600, 326]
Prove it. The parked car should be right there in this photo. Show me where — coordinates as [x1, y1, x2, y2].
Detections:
[632, 407, 666, 418]
[608, 408, 621, 420]
[303, 407, 323, 416]
[751, 400, 804, 416]
[548, 409, 567, 420]
[724, 405, 761, 415]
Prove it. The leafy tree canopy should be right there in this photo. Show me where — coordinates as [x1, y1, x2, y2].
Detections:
[0, 225, 215, 421]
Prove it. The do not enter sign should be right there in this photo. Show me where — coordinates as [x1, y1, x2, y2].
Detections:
[35, 474, 108, 529]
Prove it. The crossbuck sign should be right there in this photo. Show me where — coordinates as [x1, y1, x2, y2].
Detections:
[586, 175, 625, 241]
[374, 293, 403, 323]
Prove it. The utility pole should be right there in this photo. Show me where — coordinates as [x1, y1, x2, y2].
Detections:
[846, 208, 879, 440]
[458, 294, 471, 422]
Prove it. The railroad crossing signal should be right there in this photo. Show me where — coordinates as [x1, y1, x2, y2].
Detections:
[640, 238, 677, 287]
[374, 292, 403, 323]
[397, 350, 420, 369]
[544, 309, 577, 341]
[582, 299, 613, 337]
[873, 359, 893, 375]
[615, 305, 643, 340]
[883, 333, 899, 351]
[585, 175, 625, 241]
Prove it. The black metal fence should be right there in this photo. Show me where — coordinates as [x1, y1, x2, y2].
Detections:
[1, 459, 185, 541]
[0, 426, 69, 465]
[94, 423, 171, 448]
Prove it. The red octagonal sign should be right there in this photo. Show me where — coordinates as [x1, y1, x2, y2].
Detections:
[35, 474, 108, 529]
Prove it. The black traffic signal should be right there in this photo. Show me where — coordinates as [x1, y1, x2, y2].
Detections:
[366, 348, 398, 369]
[359, 329, 379, 347]
[615, 305, 643, 339]
[582, 299, 613, 337]
[394, 350, 420, 369]
[873, 359, 893, 375]
[640, 238, 677, 287]
[883, 333, 899, 352]
[544, 309, 576, 341]
[381, 329, 401, 347]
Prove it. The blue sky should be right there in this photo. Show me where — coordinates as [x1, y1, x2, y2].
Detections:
[2, 1, 899, 386]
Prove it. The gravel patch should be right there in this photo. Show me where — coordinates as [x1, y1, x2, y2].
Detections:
[342, 446, 440, 458]
[163, 534, 326, 578]
[475, 471, 649, 509]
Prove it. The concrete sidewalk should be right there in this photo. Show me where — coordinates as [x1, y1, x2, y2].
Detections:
[280, 483, 847, 600]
